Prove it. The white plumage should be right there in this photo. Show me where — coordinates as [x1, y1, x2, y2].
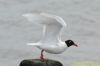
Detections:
[23, 12, 67, 53]
[22, 12, 77, 61]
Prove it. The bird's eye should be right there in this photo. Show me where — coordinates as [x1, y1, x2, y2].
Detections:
[69, 41, 71, 43]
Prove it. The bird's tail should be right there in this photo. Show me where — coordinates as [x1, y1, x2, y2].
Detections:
[27, 43, 40, 46]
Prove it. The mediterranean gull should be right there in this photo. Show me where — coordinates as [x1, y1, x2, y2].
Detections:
[22, 12, 78, 61]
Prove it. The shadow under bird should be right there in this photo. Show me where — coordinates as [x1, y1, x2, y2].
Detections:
[22, 12, 78, 61]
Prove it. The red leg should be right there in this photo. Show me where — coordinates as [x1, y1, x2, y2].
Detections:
[40, 49, 45, 61]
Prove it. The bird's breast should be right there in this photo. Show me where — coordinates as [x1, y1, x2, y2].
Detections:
[38, 42, 67, 54]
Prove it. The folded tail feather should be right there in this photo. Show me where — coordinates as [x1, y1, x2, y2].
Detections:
[27, 43, 40, 46]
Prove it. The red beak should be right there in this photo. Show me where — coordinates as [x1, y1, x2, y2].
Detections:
[73, 44, 78, 47]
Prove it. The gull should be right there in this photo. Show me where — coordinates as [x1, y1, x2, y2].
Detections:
[22, 12, 78, 61]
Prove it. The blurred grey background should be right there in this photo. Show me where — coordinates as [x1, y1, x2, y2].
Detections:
[0, 0, 100, 66]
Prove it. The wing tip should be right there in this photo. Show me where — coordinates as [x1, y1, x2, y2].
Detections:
[22, 10, 43, 17]
[22, 13, 31, 17]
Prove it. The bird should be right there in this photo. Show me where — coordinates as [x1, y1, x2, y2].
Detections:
[22, 12, 78, 61]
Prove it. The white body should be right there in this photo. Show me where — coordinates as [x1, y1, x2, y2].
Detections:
[23, 12, 67, 54]
[28, 41, 67, 54]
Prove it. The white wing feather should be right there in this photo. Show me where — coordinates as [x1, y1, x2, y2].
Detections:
[23, 12, 67, 43]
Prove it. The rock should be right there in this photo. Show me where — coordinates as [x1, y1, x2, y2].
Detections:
[20, 59, 63, 66]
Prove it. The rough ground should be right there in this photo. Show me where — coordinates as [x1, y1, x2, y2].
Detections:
[0, 0, 100, 66]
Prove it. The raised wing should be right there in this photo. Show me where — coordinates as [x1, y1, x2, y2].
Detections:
[23, 12, 67, 43]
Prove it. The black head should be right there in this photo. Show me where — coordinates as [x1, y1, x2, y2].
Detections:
[65, 40, 78, 47]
